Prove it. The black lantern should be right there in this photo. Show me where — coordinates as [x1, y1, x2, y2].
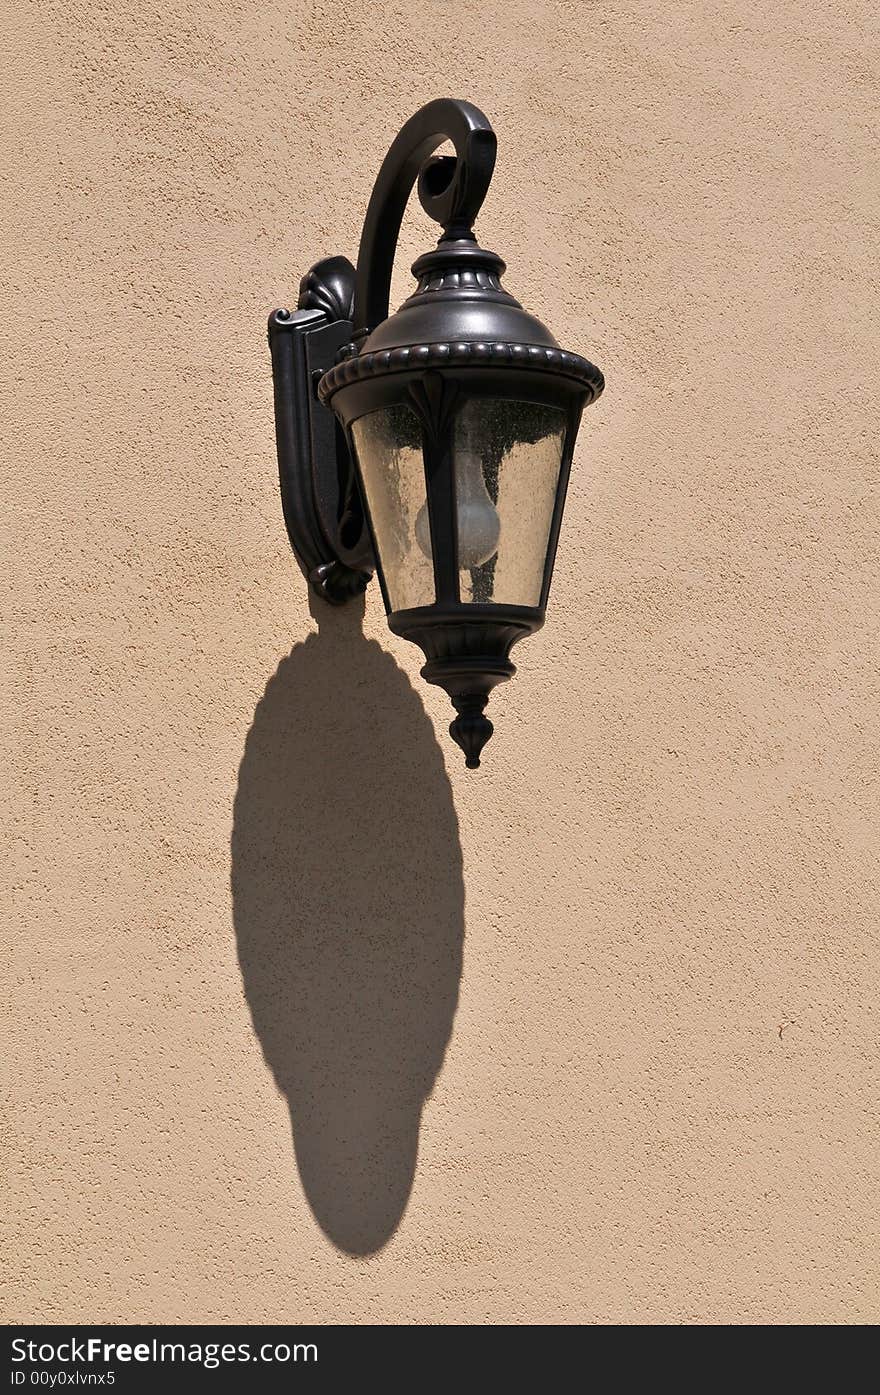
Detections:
[268, 99, 603, 767]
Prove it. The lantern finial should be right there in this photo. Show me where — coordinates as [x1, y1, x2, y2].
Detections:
[449, 695, 494, 769]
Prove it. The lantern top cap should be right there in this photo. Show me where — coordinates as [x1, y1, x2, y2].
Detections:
[363, 233, 558, 351]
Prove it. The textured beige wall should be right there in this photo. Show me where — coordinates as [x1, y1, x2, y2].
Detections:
[3, 0, 878, 1325]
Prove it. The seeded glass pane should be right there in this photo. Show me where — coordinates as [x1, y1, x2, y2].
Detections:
[456, 400, 566, 606]
[351, 405, 434, 612]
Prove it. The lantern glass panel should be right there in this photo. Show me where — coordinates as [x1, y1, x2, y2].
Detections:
[351, 404, 435, 611]
[456, 399, 566, 606]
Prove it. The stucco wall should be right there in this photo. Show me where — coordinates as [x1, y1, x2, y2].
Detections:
[4, 0, 878, 1324]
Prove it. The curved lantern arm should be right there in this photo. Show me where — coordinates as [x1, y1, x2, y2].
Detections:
[353, 98, 497, 340]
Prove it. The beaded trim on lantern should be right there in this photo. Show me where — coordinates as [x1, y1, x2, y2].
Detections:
[317, 340, 605, 405]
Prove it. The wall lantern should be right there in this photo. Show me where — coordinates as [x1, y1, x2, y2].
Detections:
[268, 99, 604, 767]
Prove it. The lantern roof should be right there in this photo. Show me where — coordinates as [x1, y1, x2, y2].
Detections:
[318, 235, 604, 407]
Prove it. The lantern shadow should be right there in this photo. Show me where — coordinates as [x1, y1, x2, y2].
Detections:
[231, 592, 464, 1255]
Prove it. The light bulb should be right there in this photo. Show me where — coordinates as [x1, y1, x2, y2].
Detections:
[415, 447, 500, 569]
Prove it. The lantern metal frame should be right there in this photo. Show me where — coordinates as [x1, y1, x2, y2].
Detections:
[268, 98, 604, 766]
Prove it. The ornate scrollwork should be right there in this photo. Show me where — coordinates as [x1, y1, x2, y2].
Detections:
[297, 256, 356, 322]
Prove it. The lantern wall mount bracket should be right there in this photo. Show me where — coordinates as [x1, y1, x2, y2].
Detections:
[268, 98, 604, 766]
[267, 258, 372, 605]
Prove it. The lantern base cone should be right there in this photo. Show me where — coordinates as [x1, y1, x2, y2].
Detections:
[387, 604, 545, 769]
